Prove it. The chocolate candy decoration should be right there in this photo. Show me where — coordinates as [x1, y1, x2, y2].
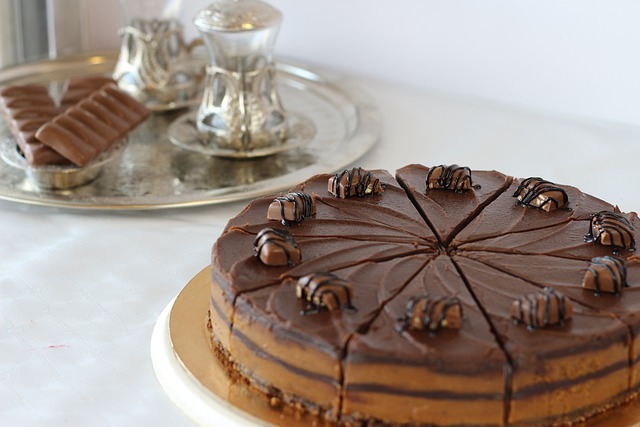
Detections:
[425, 164, 474, 192]
[267, 192, 315, 226]
[398, 295, 462, 333]
[513, 177, 569, 212]
[582, 256, 628, 295]
[584, 211, 636, 252]
[511, 287, 573, 330]
[328, 167, 384, 198]
[296, 272, 356, 315]
[253, 227, 301, 267]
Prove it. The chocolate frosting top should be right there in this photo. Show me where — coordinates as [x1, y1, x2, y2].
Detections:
[452, 178, 616, 247]
[463, 251, 640, 333]
[453, 256, 628, 360]
[458, 220, 621, 260]
[396, 164, 513, 244]
[215, 165, 639, 357]
[235, 255, 434, 357]
[225, 169, 438, 245]
[347, 255, 506, 375]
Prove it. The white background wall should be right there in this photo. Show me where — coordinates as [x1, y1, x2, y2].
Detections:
[86, 0, 640, 127]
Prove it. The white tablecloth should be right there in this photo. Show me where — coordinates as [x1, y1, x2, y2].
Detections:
[2, 74, 639, 426]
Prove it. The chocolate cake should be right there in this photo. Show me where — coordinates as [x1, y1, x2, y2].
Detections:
[207, 164, 640, 426]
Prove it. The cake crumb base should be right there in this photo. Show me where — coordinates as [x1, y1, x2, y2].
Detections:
[206, 312, 338, 424]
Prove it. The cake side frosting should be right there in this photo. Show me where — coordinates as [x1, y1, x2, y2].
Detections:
[343, 255, 507, 426]
[462, 251, 640, 396]
[453, 255, 630, 425]
[229, 255, 435, 418]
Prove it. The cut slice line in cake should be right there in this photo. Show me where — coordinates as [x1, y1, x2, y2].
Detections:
[395, 164, 513, 246]
[453, 255, 631, 426]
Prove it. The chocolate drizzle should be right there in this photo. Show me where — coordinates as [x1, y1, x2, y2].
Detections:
[253, 227, 301, 267]
[397, 294, 463, 333]
[584, 211, 636, 253]
[328, 167, 384, 198]
[295, 272, 356, 315]
[511, 287, 573, 330]
[425, 164, 476, 192]
[582, 256, 628, 295]
[513, 177, 569, 212]
[268, 192, 316, 226]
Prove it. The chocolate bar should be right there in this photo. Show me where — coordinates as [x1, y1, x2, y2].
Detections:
[35, 83, 149, 166]
[1, 80, 149, 167]
[0, 84, 66, 165]
[60, 76, 116, 110]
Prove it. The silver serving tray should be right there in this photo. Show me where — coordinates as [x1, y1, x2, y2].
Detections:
[0, 52, 380, 210]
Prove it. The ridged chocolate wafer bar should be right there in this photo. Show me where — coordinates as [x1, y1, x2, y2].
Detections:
[0, 84, 67, 165]
[60, 76, 116, 110]
[0, 84, 53, 108]
[35, 83, 149, 166]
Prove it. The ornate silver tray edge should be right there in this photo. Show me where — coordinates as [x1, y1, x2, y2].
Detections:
[0, 52, 381, 210]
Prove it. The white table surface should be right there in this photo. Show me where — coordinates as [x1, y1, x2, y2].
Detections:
[2, 72, 640, 426]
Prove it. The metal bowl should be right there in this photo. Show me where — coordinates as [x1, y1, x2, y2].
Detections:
[0, 139, 127, 190]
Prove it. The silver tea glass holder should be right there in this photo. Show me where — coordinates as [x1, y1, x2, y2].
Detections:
[168, 0, 316, 158]
[113, 0, 206, 111]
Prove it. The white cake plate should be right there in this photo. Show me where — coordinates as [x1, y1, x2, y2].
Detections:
[151, 296, 268, 427]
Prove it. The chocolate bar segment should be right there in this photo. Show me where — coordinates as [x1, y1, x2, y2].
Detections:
[60, 76, 116, 110]
[10, 106, 62, 132]
[66, 107, 120, 142]
[584, 211, 636, 252]
[513, 177, 569, 212]
[76, 98, 130, 136]
[425, 164, 474, 192]
[22, 144, 69, 165]
[328, 167, 384, 198]
[0, 84, 49, 98]
[295, 272, 356, 314]
[0, 84, 66, 165]
[35, 83, 149, 166]
[35, 117, 99, 166]
[1, 84, 55, 111]
[510, 287, 573, 330]
[398, 294, 462, 333]
[253, 227, 301, 267]
[102, 84, 149, 119]
[10, 106, 63, 154]
[267, 192, 316, 225]
[582, 256, 628, 295]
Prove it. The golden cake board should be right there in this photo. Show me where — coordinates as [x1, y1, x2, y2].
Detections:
[163, 266, 640, 427]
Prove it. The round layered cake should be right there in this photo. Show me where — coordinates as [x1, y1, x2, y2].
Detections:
[207, 164, 640, 426]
